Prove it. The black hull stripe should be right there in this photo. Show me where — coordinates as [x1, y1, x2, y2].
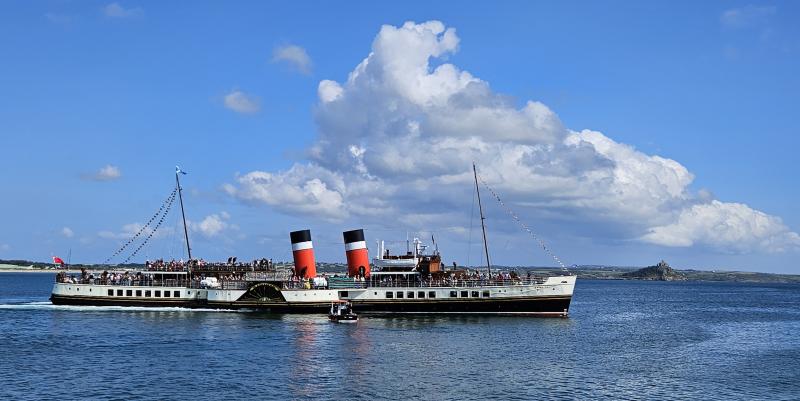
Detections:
[51, 295, 571, 315]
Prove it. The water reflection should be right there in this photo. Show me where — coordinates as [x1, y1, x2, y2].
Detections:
[284, 315, 327, 398]
[3, 277, 800, 400]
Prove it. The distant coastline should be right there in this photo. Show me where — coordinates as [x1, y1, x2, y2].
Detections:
[1, 259, 798, 283]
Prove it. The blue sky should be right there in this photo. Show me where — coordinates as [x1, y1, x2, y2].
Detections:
[1, 1, 798, 273]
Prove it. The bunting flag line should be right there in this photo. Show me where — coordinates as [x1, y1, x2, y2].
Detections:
[122, 190, 177, 264]
[103, 189, 177, 264]
[478, 175, 567, 270]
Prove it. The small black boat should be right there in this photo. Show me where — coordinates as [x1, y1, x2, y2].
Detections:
[329, 301, 358, 323]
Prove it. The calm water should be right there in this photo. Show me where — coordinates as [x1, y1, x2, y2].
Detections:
[1, 273, 798, 400]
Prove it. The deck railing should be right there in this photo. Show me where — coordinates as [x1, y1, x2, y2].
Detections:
[57, 275, 555, 290]
[281, 277, 549, 290]
[56, 278, 195, 287]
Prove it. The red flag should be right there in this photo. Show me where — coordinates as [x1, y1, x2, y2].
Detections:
[52, 256, 65, 265]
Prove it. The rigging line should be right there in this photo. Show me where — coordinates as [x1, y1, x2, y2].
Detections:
[121, 192, 177, 264]
[467, 181, 476, 269]
[103, 189, 177, 264]
[164, 201, 181, 261]
[169, 202, 180, 260]
[477, 175, 567, 270]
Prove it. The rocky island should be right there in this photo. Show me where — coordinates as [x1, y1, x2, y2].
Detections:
[621, 260, 686, 281]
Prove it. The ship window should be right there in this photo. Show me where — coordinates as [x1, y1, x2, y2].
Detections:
[418, 291, 425, 298]
[108, 289, 114, 296]
[396, 291, 404, 299]
[136, 290, 142, 297]
[145, 290, 151, 297]
[339, 291, 349, 298]
[483, 290, 490, 298]
[460, 291, 468, 298]
[117, 289, 123, 296]
[126, 290, 132, 296]
[174, 291, 180, 297]
[164, 291, 170, 298]
[155, 290, 161, 297]
[386, 291, 393, 299]
[450, 291, 457, 298]
[471, 291, 479, 298]
[428, 291, 436, 298]
[406, 291, 413, 299]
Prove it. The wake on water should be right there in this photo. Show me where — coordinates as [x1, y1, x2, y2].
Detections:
[0, 301, 240, 313]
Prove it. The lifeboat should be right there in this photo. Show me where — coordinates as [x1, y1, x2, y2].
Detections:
[329, 300, 358, 323]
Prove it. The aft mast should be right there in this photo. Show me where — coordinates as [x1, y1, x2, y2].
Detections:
[175, 166, 192, 262]
[473, 163, 491, 277]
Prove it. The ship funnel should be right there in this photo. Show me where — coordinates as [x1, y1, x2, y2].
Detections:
[290, 229, 316, 279]
[343, 229, 370, 278]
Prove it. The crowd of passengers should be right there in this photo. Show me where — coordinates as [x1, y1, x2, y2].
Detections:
[55, 269, 248, 287]
[145, 257, 273, 272]
[56, 263, 538, 288]
[366, 270, 531, 288]
[281, 270, 535, 290]
[56, 269, 159, 285]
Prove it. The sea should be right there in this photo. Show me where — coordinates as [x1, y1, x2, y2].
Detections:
[0, 272, 798, 400]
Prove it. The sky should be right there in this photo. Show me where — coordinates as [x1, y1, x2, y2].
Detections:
[1, 1, 799, 273]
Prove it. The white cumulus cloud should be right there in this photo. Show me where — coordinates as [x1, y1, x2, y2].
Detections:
[226, 20, 799, 254]
[45, 13, 74, 25]
[224, 90, 261, 114]
[225, 166, 348, 221]
[85, 165, 122, 181]
[190, 212, 235, 238]
[99, 222, 171, 240]
[721, 5, 776, 29]
[272, 44, 312, 74]
[641, 201, 800, 253]
[104, 2, 143, 18]
[61, 227, 74, 238]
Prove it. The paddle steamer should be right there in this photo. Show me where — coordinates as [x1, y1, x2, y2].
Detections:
[50, 165, 576, 316]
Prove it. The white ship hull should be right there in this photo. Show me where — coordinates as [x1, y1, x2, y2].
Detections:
[50, 275, 575, 316]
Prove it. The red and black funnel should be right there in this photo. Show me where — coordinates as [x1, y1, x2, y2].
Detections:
[343, 229, 370, 278]
[290, 229, 316, 278]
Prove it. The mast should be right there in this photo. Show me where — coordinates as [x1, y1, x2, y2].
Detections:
[473, 163, 491, 277]
[175, 168, 192, 262]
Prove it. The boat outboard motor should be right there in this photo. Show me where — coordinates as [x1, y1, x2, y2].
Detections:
[290, 229, 317, 279]
[343, 229, 370, 278]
